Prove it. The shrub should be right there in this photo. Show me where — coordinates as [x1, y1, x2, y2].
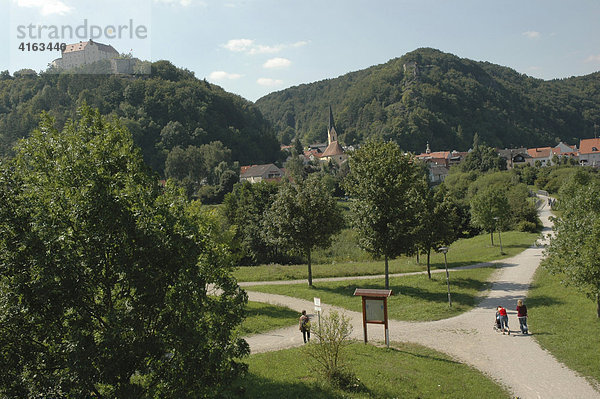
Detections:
[302, 310, 360, 391]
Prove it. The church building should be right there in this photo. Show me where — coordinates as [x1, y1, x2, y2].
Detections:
[319, 106, 347, 165]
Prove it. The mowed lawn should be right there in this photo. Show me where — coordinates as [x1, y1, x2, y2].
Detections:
[234, 231, 538, 282]
[246, 267, 496, 321]
[238, 301, 299, 336]
[527, 268, 600, 384]
[233, 342, 511, 398]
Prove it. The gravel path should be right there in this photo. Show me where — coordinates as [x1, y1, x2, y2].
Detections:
[243, 197, 600, 398]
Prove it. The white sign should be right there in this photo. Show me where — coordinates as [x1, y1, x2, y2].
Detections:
[314, 306, 321, 312]
[314, 297, 320, 307]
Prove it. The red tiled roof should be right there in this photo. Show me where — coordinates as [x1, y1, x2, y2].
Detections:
[527, 147, 552, 158]
[579, 138, 600, 155]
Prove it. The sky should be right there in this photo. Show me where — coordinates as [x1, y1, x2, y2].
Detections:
[2, 0, 600, 102]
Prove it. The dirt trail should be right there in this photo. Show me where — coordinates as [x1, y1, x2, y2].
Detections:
[243, 198, 600, 398]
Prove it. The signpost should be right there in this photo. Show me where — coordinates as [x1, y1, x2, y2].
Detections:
[353, 288, 393, 348]
[313, 297, 321, 332]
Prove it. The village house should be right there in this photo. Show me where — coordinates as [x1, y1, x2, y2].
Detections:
[497, 148, 534, 169]
[527, 142, 578, 166]
[578, 138, 600, 167]
[240, 163, 284, 183]
[415, 143, 450, 183]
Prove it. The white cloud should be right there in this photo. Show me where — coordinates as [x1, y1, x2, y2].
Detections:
[223, 38, 255, 52]
[223, 39, 308, 55]
[263, 57, 292, 69]
[154, 0, 205, 6]
[250, 44, 284, 55]
[585, 54, 600, 63]
[291, 40, 309, 48]
[523, 31, 541, 40]
[209, 71, 243, 80]
[257, 78, 283, 87]
[16, 0, 72, 15]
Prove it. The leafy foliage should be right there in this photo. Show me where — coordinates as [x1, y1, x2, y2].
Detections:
[343, 139, 422, 288]
[413, 180, 461, 277]
[302, 311, 359, 391]
[543, 179, 600, 317]
[256, 48, 600, 151]
[469, 186, 510, 244]
[263, 174, 344, 285]
[0, 62, 279, 174]
[222, 180, 284, 265]
[0, 107, 248, 397]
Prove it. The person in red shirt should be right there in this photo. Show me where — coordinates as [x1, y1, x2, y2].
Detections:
[497, 305, 510, 335]
[516, 299, 529, 334]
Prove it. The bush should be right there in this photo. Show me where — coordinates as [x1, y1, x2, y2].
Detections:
[516, 220, 539, 233]
[302, 310, 357, 391]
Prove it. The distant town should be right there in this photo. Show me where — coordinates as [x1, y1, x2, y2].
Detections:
[241, 106, 599, 185]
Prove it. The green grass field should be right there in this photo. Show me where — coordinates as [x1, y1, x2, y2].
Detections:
[527, 268, 600, 384]
[233, 231, 538, 282]
[238, 301, 299, 336]
[233, 342, 510, 398]
[246, 267, 496, 321]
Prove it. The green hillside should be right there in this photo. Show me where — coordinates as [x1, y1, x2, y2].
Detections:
[255, 48, 600, 152]
[0, 61, 279, 174]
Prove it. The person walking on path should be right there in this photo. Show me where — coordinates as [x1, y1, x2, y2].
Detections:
[497, 305, 510, 335]
[517, 299, 529, 334]
[299, 310, 311, 343]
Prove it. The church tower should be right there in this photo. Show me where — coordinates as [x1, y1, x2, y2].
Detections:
[327, 105, 338, 145]
[321, 106, 347, 165]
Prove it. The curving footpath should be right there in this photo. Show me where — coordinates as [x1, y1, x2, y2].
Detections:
[243, 197, 600, 399]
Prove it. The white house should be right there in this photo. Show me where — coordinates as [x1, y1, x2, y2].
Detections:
[240, 164, 284, 183]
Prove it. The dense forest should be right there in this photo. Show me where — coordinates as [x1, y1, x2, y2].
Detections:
[0, 61, 280, 175]
[256, 48, 600, 152]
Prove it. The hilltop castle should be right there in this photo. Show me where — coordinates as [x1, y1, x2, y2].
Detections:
[51, 40, 119, 70]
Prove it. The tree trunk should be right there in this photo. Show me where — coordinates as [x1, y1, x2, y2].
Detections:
[597, 293, 600, 318]
[426, 248, 431, 279]
[416, 252, 420, 264]
[385, 254, 389, 289]
[307, 249, 313, 286]
[490, 231, 494, 246]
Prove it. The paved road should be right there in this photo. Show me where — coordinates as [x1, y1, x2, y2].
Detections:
[243, 197, 600, 399]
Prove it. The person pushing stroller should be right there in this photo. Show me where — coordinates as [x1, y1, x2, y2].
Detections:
[495, 305, 510, 335]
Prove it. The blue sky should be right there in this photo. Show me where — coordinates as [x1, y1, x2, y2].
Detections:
[2, 0, 600, 101]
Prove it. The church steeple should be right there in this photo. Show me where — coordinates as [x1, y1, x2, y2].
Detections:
[327, 106, 338, 145]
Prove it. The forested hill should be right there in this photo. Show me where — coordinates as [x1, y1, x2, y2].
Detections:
[0, 61, 279, 174]
[255, 48, 600, 152]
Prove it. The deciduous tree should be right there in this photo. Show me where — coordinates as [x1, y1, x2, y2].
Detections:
[469, 186, 510, 245]
[0, 107, 248, 398]
[543, 180, 600, 318]
[264, 174, 343, 286]
[343, 139, 421, 289]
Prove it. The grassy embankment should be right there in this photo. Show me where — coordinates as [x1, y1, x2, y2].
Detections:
[527, 268, 600, 385]
[234, 230, 538, 282]
[247, 267, 496, 322]
[233, 342, 511, 398]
